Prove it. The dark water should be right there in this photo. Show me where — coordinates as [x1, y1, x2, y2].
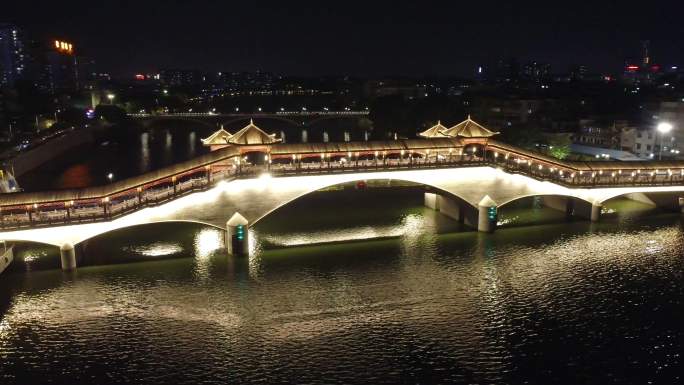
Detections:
[18, 118, 370, 191]
[1, 188, 683, 384]
[18, 123, 214, 191]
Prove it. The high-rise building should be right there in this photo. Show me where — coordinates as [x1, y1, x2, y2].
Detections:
[160, 69, 204, 87]
[495, 58, 520, 83]
[43, 39, 78, 93]
[641, 40, 651, 66]
[522, 61, 551, 84]
[570, 65, 588, 81]
[0, 24, 28, 87]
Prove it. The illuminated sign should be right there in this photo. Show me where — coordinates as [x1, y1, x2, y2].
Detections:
[54, 40, 74, 54]
[135, 74, 146, 80]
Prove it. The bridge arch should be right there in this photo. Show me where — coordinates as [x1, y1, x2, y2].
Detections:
[497, 193, 594, 209]
[250, 177, 478, 227]
[78, 219, 225, 245]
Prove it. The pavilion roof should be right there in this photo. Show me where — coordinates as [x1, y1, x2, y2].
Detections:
[418, 120, 449, 138]
[228, 119, 282, 145]
[201, 128, 233, 146]
[441, 116, 499, 138]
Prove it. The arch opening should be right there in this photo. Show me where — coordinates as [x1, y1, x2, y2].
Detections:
[251, 179, 477, 249]
[497, 194, 594, 228]
[599, 192, 682, 219]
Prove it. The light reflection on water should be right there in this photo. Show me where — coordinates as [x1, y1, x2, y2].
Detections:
[1, 190, 683, 384]
[256, 213, 426, 247]
[125, 242, 184, 257]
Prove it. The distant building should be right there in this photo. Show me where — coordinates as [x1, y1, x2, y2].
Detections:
[522, 61, 551, 84]
[655, 101, 684, 156]
[160, 69, 204, 87]
[469, 96, 548, 132]
[0, 24, 28, 87]
[570, 65, 588, 81]
[495, 58, 520, 83]
[620, 127, 655, 158]
[574, 119, 618, 148]
[43, 40, 79, 93]
[364, 79, 428, 100]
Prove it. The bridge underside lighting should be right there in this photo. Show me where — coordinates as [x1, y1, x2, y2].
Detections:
[4, 167, 684, 246]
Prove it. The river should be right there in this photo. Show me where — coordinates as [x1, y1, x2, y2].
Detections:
[0, 186, 682, 384]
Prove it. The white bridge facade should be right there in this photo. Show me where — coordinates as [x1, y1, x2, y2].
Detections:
[3, 166, 684, 247]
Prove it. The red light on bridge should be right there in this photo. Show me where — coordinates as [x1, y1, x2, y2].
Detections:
[626, 65, 639, 72]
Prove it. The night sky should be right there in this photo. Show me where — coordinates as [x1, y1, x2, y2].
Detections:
[5, 1, 684, 78]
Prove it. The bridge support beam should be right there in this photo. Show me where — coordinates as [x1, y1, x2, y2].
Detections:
[478, 196, 498, 233]
[424, 192, 464, 223]
[60, 243, 77, 271]
[591, 204, 602, 222]
[226, 213, 249, 257]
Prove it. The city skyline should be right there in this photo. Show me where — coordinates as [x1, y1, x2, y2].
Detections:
[4, 1, 684, 77]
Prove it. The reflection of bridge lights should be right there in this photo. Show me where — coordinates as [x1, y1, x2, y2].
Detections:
[128, 242, 183, 257]
[194, 228, 222, 259]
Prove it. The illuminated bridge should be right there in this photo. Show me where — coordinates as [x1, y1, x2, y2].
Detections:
[128, 110, 370, 130]
[3, 118, 684, 268]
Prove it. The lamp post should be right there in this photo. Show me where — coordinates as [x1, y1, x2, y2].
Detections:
[107, 172, 114, 183]
[107, 93, 116, 105]
[657, 122, 673, 160]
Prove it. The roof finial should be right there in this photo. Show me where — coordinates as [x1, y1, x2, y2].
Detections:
[250, 118, 254, 125]
[467, 114, 471, 120]
[437, 120, 441, 125]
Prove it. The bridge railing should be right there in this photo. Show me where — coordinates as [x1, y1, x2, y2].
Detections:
[5, 141, 684, 232]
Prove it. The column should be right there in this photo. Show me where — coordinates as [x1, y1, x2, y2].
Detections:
[226, 212, 249, 256]
[424, 192, 439, 210]
[60, 243, 77, 271]
[477, 195, 498, 233]
[591, 204, 602, 222]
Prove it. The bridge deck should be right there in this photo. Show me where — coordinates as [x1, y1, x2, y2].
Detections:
[4, 139, 684, 232]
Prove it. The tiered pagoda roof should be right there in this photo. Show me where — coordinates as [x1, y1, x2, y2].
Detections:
[441, 116, 499, 138]
[418, 120, 449, 138]
[201, 128, 233, 145]
[226, 119, 281, 145]
[201, 119, 282, 146]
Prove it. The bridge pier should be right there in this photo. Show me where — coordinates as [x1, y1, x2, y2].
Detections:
[60, 243, 77, 271]
[424, 192, 465, 223]
[477, 195, 498, 233]
[226, 212, 249, 257]
[591, 204, 602, 222]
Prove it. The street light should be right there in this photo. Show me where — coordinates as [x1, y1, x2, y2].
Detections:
[657, 122, 673, 160]
[107, 173, 114, 183]
[107, 93, 115, 104]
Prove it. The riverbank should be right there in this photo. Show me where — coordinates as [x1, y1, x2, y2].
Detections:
[8, 123, 108, 178]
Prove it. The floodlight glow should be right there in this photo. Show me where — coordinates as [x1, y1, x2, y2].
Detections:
[657, 122, 673, 134]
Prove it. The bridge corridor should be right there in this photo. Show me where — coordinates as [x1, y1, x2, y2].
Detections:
[4, 118, 684, 269]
